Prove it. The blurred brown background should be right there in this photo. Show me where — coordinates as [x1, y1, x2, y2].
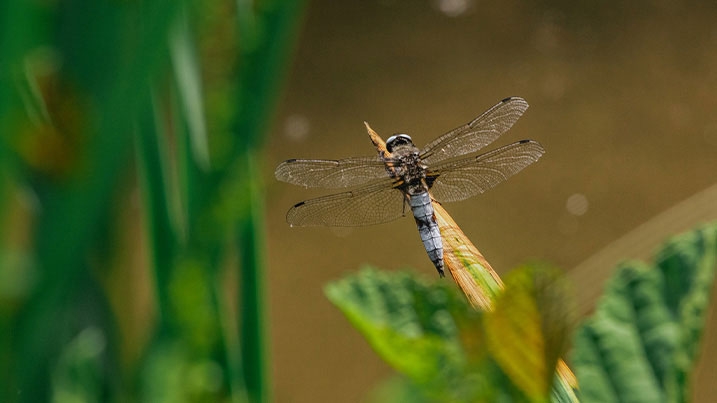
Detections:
[264, 1, 717, 401]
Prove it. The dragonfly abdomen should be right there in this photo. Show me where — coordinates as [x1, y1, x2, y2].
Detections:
[409, 191, 444, 277]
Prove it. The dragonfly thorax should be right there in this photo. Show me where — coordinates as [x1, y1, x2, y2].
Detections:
[384, 135, 427, 196]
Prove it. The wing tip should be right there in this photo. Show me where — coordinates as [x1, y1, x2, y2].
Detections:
[494, 97, 528, 116]
[519, 139, 547, 158]
[274, 159, 295, 181]
[286, 202, 306, 227]
[519, 138, 545, 150]
[501, 96, 527, 104]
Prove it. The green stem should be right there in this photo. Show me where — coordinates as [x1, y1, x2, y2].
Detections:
[237, 150, 269, 402]
[135, 91, 177, 327]
[231, 3, 307, 401]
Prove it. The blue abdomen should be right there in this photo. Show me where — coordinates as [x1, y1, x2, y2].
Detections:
[409, 192, 444, 277]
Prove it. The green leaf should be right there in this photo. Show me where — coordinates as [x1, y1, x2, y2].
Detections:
[572, 223, 717, 403]
[325, 267, 476, 386]
[326, 266, 578, 402]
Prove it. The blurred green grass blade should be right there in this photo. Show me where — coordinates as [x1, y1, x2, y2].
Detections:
[135, 90, 177, 324]
[233, 0, 307, 149]
[13, 0, 185, 400]
[231, 3, 307, 402]
[169, 8, 210, 172]
[30, 0, 184, 299]
[0, 0, 41, 114]
[237, 152, 269, 402]
[0, 0, 43, 237]
[572, 223, 717, 402]
[4, 0, 305, 401]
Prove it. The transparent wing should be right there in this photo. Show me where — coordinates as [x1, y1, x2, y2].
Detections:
[275, 156, 389, 188]
[286, 178, 408, 227]
[420, 97, 529, 165]
[427, 140, 545, 203]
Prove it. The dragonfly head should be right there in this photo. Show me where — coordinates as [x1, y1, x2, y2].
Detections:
[385, 134, 414, 152]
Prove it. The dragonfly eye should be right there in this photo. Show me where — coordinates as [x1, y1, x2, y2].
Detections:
[385, 134, 414, 152]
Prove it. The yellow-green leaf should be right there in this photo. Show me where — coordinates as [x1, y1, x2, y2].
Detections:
[485, 265, 575, 401]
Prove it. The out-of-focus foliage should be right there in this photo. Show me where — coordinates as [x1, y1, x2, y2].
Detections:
[0, 0, 305, 402]
[325, 265, 576, 402]
[328, 223, 716, 402]
[572, 223, 717, 403]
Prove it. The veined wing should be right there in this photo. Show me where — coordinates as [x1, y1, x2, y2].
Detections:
[275, 156, 389, 188]
[426, 140, 545, 203]
[420, 97, 529, 165]
[286, 178, 407, 227]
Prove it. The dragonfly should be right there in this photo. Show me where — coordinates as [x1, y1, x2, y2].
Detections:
[275, 97, 545, 277]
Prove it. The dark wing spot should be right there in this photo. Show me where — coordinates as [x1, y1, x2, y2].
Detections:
[519, 139, 531, 144]
[501, 96, 514, 103]
[292, 201, 307, 208]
